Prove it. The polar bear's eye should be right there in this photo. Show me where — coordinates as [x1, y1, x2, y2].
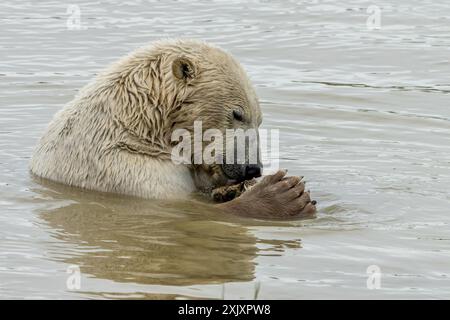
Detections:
[233, 110, 244, 122]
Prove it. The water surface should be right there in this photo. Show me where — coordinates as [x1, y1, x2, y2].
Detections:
[1, 0, 450, 299]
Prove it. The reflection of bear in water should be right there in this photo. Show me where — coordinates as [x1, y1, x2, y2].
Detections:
[35, 180, 301, 289]
[30, 39, 316, 219]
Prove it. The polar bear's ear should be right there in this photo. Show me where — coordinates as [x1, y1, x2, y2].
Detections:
[172, 57, 196, 81]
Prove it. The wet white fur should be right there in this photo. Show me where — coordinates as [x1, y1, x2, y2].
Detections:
[30, 39, 259, 199]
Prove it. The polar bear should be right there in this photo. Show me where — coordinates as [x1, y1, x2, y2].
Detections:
[30, 39, 316, 218]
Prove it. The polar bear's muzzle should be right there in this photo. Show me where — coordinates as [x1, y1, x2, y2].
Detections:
[222, 164, 262, 182]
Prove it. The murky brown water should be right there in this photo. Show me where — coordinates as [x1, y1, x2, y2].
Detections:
[1, 0, 450, 299]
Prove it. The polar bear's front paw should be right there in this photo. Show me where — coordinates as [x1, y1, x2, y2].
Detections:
[218, 170, 317, 219]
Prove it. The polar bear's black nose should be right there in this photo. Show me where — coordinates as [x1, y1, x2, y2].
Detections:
[222, 163, 262, 181]
[244, 164, 262, 179]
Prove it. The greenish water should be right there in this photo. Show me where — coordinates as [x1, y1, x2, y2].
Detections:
[1, 0, 449, 299]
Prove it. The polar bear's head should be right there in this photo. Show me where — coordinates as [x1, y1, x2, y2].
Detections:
[103, 40, 263, 193]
